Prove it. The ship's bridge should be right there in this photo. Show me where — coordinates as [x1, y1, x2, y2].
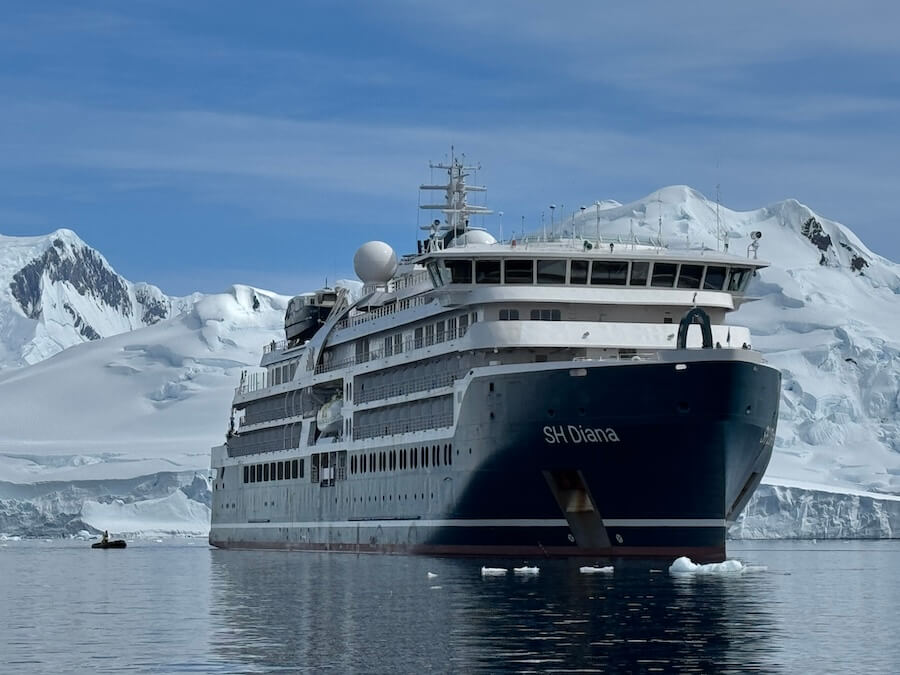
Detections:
[415, 244, 766, 299]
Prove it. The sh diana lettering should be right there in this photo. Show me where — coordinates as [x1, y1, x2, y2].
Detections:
[544, 425, 621, 444]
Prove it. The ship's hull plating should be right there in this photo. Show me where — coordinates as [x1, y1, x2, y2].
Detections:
[210, 356, 780, 561]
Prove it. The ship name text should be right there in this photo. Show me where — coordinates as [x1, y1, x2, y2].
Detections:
[543, 425, 621, 444]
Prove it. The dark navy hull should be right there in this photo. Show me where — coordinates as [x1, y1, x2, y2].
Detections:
[210, 355, 779, 561]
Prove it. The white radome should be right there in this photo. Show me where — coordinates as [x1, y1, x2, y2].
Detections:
[353, 241, 398, 283]
[450, 228, 497, 247]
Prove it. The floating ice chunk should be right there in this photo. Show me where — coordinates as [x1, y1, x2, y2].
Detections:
[427, 572, 438, 578]
[481, 566, 508, 576]
[580, 565, 614, 574]
[429, 586, 442, 590]
[154, 538, 164, 543]
[513, 566, 539, 575]
[669, 556, 744, 575]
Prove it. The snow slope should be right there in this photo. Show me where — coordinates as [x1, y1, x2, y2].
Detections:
[0, 283, 288, 483]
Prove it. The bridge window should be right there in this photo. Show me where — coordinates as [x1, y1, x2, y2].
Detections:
[630, 261, 650, 286]
[570, 260, 589, 284]
[591, 261, 628, 285]
[445, 259, 473, 284]
[537, 259, 567, 284]
[728, 267, 752, 292]
[651, 262, 677, 287]
[677, 264, 704, 289]
[277, 462, 284, 480]
[256, 465, 262, 482]
[704, 266, 727, 290]
[475, 260, 501, 284]
[264, 463, 270, 481]
[504, 259, 534, 284]
[499, 309, 519, 320]
[244, 466, 249, 483]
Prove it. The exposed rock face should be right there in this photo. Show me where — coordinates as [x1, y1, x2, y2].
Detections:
[10, 237, 132, 319]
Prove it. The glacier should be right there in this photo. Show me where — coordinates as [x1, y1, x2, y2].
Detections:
[0, 186, 898, 540]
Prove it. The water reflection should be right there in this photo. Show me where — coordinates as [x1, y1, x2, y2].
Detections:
[209, 553, 780, 673]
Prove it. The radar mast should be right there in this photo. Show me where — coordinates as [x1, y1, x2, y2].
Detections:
[419, 148, 492, 250]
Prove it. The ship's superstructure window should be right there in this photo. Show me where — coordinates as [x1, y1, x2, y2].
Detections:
[591, 261, 628, 285]
[704, 266, 727, 290]
[393, 333, 403, 354]
[677, 264, 704, 289]
[504, 259, 534, 284]
[537, 259, 567, 284]
[425, 324, 435, 346]
[384, 336, 393, 357]
[530, 309, 561, 321]
[499, 309, 519, 320]
[570, 259, 589, 284]
[445, 259, 473, 284]
[728, 267, 752, 292]
[355, 339, 369, 364]
[651, 262, 677, 287]
[414, 327, 424, 348]
[436, 320, 445, 342]
[448, 317, 457, 339]
[243, 458, 303, 483]
[475, 260, 501, 283]
[630, 261, 650, 286]
[459, 314, 469, 337]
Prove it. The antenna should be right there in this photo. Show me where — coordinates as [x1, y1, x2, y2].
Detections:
[498, 211, 504, 243]
[657, 191, 663, 248]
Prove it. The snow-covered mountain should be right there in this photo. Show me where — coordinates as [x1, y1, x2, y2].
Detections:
[0, 228, 197, 369]
[1, 188, 899, 540]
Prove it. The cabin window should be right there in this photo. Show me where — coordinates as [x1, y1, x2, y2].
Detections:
[425, 324, 435, 346]
[591, 261, 628, 285]
[504, 259, 534, 284]
[276, 462, 283, 480]
[436, 320, 445, 343]
[471, 311, 478, 324]
[704, 266, 727, 290]
[445, 259, 473, 284]
[677, 264, 704, 289]
[355, 339, 369, 364]
[384, 336, 393, 357]
[459, 314, 469, 337]
[414, 327, 424, 349]
[630, 261, 650, 286]
[249, 465, 256, 483]
[292, 459, 299, 479]
[537, 259, 567, 284]
[448, 317, 457, 339]
[530, 309, 561, 321]
[264, 463, 270, 481]
[256, 465, 262, 482]
[243, 466, 249, 483]
[475, 260, 501, 284]
[728, 267, 752, 292]
[273, 368, 281, 386]
[289, 362, 297, 380]
[499, 309, 520, 320]
[394, 333, 403, 354]
[270, 462, 276, 480]
[651, 262, 677, 287]
[570, 260, 589, 284]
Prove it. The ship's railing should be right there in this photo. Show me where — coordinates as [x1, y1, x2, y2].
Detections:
[236, 370, 268, 395]
[388, 270, 430, 292]
[355, 372, 456, 405]
[354, 412, 454, 440]
[334, 294, 430, 331]
[313, 327, 465, 376]
[263, 340, 286, 354]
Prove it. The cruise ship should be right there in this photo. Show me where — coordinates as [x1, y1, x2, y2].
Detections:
[209, 155, 781, 561]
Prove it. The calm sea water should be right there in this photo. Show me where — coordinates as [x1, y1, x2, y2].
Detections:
[0, 539, 897, 673]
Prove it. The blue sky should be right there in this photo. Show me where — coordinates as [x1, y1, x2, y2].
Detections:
[1, 1, 898, 295]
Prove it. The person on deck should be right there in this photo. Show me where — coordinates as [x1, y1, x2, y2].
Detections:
[101, 530, 109, 544]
